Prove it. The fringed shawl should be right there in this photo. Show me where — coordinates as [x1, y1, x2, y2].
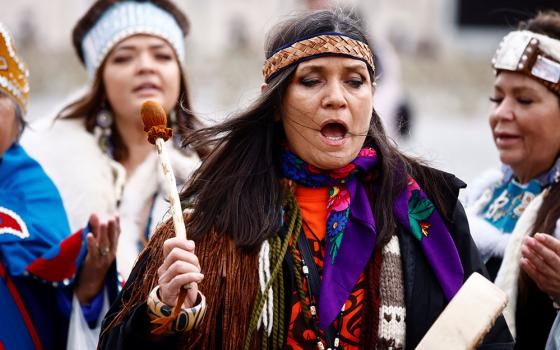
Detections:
[127, 218, 264, 349]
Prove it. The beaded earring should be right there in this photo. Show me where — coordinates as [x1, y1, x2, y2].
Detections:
[168, 108, 182, 148]
[96, 108, 114, 156]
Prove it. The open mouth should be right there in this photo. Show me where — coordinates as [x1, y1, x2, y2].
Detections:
[133, 82, 161, 93]
[494, 131, 521, 147]
[320, 122, 348, 141]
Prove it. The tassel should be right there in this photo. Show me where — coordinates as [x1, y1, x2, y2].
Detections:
[257, 240, 274, 336]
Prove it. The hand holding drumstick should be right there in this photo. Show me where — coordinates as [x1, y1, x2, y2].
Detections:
[141, 101, 204, 334]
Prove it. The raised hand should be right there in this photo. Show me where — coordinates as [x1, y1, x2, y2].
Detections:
[521, 233, 560, 302]
[75, 214, 120, 304]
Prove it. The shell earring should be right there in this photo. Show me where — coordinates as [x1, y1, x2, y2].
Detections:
[168, 109, 182, 147]
[96, 109, 113, 156]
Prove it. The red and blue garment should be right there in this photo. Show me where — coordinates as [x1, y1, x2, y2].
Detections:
[0, 143, 115, 350]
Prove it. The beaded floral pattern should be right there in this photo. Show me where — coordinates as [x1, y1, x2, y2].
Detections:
[407, 189, 435, 240]
[281, 147, 375, 263]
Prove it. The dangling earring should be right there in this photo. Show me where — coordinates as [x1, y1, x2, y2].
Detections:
[168, 108, 181, 147]
[169, 109, 177, 125]
[96, 108, 113, 156]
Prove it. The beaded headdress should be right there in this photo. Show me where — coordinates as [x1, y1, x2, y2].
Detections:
[81, 1, 185, 78]
[0, 22, 29, 113]
[263, 33, 375, 82]
[492, 30, 560, 94]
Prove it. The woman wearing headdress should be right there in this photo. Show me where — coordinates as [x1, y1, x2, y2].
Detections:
[22, 0, 206, 280]
[0, 22, 118, 350]
[464, 10, 560, 349]
[100, 9, 513, 349]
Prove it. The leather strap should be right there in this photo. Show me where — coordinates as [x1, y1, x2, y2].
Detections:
[297, 220, 337, 345]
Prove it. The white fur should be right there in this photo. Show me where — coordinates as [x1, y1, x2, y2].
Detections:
[494, 189, 548, 338]
[21, 118, 201, 279]
[463, 169, 510, 262]
[22, 118, 122, 231]
[466, 212, 510, 262]
[463, 168, 503, 208]
[463, 168, 555, 339]
[519, 30, 560, 62]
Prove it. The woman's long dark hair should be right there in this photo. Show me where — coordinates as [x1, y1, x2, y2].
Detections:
[57, 71, 206, 162]
[59, 0, 207, 162]
[181, 9, 453, 249]
[103, 8, 460, 336]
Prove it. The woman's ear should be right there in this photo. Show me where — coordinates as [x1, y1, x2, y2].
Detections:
[261, 83, 269, 94]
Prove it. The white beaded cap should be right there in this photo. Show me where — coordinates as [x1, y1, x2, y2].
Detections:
[81, 1, 185, 78]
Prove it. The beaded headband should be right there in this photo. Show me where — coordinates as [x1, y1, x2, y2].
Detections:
[492, 30, 560, 94]
[0, 22, 29, 113]
[81, 1, 185, 78]
[263, 33, 375, 82]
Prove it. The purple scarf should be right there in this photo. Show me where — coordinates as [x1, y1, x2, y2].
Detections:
[281, 145, 464, 329]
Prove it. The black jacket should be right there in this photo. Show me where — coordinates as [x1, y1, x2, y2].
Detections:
[99, 170, 514, 349]
[400, 172, 513, 348]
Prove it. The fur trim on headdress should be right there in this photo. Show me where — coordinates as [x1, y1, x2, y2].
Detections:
[492, 30, 560, 94]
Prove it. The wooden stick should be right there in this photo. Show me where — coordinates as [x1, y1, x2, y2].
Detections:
[141, 101, 194, 335]
[140, 100, 186, 239]
[154, 137, 186, 239]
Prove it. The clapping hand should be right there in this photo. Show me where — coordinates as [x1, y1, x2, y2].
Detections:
[521, 233, 560, 303]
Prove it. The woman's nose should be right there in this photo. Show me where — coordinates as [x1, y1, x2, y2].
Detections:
[136, 53, 156, 74]
[491, 98, 515, 122]
[322, 81, 347, 109]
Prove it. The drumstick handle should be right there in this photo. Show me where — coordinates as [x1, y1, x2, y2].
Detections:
[155, 138, 187, 239]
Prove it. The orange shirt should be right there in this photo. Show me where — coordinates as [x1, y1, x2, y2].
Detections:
[286, 187, 365, 349]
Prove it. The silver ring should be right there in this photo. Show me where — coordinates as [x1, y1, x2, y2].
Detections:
[99, 246, 110, 256]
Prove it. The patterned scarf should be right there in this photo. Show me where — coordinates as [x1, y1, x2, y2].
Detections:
[483, 157, 560, 234]
[280, 145, 464, 330]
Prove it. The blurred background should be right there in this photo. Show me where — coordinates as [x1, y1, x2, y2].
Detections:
[1, 0, 559, 186]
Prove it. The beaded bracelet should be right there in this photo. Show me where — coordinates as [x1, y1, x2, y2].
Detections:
[147, 285, 207, 333]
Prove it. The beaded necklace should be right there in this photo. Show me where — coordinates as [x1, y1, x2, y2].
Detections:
[300, 219, 345, 350]
[301, 253, 345, 350]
